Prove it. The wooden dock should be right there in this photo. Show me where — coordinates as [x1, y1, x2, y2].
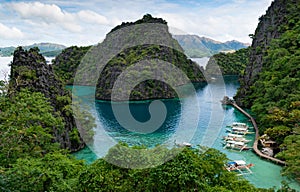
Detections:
[223, 97, 287, 166]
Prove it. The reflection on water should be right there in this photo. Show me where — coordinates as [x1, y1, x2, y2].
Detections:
[95, 99, 181, 146]
[73, 76, 300, 190]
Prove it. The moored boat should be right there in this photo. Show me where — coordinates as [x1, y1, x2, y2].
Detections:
[225, 160, 254, 175]
[226, 128, 254, 135]
[174, 140, 192, 147]
[223, 134, 251, 143]
[223, 140, 251, 151]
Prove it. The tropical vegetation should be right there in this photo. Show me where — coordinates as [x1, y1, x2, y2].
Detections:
[234, 0, 300, 182]
[206, 47, 249, 76]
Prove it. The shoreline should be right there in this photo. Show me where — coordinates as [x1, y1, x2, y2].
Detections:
[222, 97, 287, 166]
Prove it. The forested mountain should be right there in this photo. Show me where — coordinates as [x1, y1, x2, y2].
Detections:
[234, 0, 300, 181]
[173, 34, 249, 58]
[53, 14, 205, 101]
[7, 47, 92, 152]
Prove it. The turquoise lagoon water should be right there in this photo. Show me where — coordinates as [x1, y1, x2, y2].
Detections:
[73, 76, 300, 190]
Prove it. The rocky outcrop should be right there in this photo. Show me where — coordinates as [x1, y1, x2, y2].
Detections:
[52, 46, 91, 84]
[235, 0, 291, 107]
[53, 15, 206, 101]
[96, 44, 205, 101]
[95, 15, 205, 101]
[9, 47, 85, 151]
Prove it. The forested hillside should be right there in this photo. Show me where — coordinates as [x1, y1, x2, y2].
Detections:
[235, 0, 300, 181]
[205, 47, 249, 76]
[52, 15, 205, 101]
[52, 46, 91, 84]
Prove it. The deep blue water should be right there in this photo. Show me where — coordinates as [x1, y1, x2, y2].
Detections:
[72, 76, 300, 190]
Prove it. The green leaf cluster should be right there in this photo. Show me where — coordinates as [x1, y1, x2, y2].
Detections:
[0, 89, 63, 166]
[78, 144, 266, 192]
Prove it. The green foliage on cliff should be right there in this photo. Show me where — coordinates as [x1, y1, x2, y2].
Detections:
[236, 0, 300, 181]
[52, 15, 205, 101]
[52, 46, 91, 84]
[9, 47, 91, 151]
[0, 89, 63, 167]
[206, 47, 250, 76]
[96, 44, 204, 100]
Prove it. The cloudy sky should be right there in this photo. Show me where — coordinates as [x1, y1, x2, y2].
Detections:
[0, 0, 273, 47]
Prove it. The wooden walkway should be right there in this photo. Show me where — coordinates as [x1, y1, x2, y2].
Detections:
[225, 99, 287, 166]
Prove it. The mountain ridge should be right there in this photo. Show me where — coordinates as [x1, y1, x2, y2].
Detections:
[173, 34, 249, 58]
[0, 43, 66, 57]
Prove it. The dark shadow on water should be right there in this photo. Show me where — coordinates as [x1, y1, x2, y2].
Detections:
[95, 99, 182, 146]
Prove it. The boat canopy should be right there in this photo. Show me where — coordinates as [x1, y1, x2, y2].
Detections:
[232, 127, 248, 131]
[228, 133, 244, 138]
[233, 122, 247, 126]
[234, 160, 246, 165]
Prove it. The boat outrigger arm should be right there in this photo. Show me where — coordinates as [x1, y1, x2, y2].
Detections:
[225, 160, 254, 176]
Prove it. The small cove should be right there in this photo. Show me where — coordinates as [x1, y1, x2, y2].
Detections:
[73, 75, 300, 190]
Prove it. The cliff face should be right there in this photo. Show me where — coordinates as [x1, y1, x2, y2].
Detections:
[95, 44, 205, 101]
[53, 15, 205, 101]
[95, 15, 205, 101]
[235, 0, 291, 107]
[52, 46, 91, 84]
[9, 47, 85, 151]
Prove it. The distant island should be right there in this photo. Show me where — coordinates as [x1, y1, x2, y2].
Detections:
[0, 36, 247, 59]
[0, 43, 66, 57]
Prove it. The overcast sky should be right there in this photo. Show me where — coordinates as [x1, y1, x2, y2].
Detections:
[0, 0, 273, 47]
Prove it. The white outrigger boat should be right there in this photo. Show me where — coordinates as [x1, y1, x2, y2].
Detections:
[223, 133, 251, 143]
[225, 160, 254, 175]
[174, 141, 192, 147]
[226, 127, 254, 135]
[223, 140, 251, 151]
[232, 122, 248, 128]
[227, 122, 252, 129]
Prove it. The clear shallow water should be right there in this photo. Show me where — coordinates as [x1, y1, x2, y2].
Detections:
[73, 76, 300, 190]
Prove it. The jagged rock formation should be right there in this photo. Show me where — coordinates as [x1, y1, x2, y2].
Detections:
[9, 47, 85, 151]
[53, 14, 206, 101]
[235, 0, 293, 107]
[95, 15, 205, 101]
[96, 44, 205, 101]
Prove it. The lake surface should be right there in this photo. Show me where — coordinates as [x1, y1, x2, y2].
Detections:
[73, 75, 300, 190]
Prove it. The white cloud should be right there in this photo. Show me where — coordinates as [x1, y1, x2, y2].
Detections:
[1, 0, 274, 46]
[7, 2, 110, 33]
[77, 10, 109, 25]
[156, 0, 273, 43]
[0, 23, 24, 39]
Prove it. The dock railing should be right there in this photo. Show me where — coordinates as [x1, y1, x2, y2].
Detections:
[222, 96, 287, 166]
